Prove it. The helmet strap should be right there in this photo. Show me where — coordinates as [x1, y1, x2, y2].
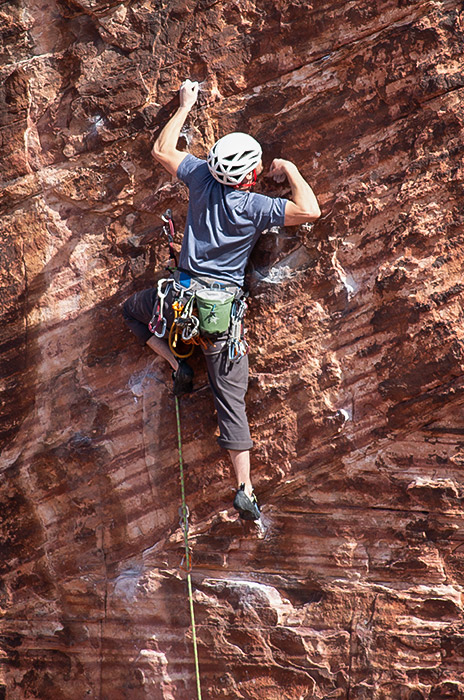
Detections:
[234, 169, 257, 190]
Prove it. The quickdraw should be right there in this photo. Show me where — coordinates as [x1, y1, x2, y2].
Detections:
[227, 296, 249, 362]
[149, 277, 173, 336]
[178, 505, 193, 572]
[162, 208, 178, 269]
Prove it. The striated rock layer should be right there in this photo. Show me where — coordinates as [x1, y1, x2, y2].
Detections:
[2, 0, 464, 698]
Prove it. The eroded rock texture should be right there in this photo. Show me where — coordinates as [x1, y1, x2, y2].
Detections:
[2, 0, 464, 698]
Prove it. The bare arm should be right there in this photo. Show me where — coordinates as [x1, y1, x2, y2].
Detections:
[152, 80, 199, 177]
[269, 158, 321, 225]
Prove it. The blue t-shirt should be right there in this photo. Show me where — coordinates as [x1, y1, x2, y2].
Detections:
[176, 154, 288, 286]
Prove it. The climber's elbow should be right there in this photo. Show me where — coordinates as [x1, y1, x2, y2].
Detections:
[284, 200, 321, 226]
[151, 144, 186, 178]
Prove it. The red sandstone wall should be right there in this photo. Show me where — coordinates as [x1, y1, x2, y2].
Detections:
[2, 1, 464, 698]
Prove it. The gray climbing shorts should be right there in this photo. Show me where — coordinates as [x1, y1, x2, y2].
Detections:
[123, 286, 253, 452]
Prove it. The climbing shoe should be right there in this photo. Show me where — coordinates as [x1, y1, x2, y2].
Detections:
[233, 483, 260, 521]
[172, 360, 194, 397]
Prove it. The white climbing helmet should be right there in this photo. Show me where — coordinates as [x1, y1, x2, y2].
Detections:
[207, 132, 262, 186]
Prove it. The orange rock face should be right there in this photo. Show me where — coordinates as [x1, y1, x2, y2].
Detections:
[2, 1, 464, 698]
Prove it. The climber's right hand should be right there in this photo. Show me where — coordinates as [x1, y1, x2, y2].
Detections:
[179, 79, 199, 110]
[269, 158, 292, 183]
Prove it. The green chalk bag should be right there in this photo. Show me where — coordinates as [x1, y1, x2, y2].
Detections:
[195, 289, 234, 334]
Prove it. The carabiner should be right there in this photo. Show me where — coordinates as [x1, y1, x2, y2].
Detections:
[182, 316, 200, 341]
[180, 549, 193, 573]
[228, 342, 238, 361]
[154, 316, 167, 338]
[179, 504, 190, 530]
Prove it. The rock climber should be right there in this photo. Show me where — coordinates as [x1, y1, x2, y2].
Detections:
[123, 79, 320, 520]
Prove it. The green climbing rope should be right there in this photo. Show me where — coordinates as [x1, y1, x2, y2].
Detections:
[175, 396, 202, 700]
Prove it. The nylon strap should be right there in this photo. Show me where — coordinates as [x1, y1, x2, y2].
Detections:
[175, 396, 202, 700]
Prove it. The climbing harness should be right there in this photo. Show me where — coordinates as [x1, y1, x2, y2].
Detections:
[175, 396, 202, 700]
